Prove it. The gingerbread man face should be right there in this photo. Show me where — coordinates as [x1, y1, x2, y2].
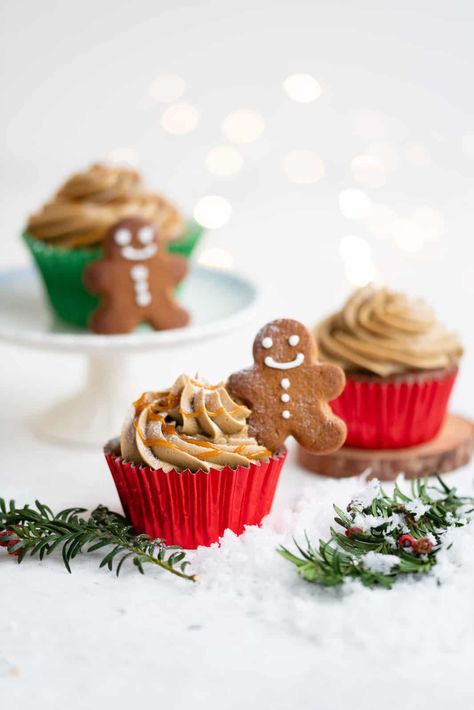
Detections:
[228, 319, 347, 453]
[83, 217, 189, 334]
[104, 217, 162, 262]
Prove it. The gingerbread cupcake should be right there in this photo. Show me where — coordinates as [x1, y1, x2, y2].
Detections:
[316, 286, 463, 449]
[23, 163, 203, 328]
[104, 319, 346, 547]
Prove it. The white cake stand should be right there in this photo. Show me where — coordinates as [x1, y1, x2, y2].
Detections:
[0, 265, 259, 446]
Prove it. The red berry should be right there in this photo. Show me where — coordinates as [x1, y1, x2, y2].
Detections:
[398, 534, 416, 549]
[0, 529, 21, 556]
[345, 527, 364, 537]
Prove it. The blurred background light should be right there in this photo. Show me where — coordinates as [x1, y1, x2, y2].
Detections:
[283, 150, 325, 184]
[368, 142, 400, 173]
[368, 204, 398, 238]
[149, 74, 186, 103]
[411, 205, 445, 241]
[206, 145, 243, 176]
[161, 103, 200, 134]
[221, 110, 264, 143]
[198, 247, 235, 270]
[106, 147, 138, 167]
[402, 142, 431, 166]
[339, 188, 372, 220]
[283, 73, 322, 103]
[193, 195, 232, 229]
[391, 218, 424, 252]
[339, 235, 377, 286]
[353, 109, 386, 140]
[351, 154, 387, 188]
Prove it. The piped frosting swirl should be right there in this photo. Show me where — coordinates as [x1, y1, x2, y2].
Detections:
[27, 163, 184, 248]
[316, 286, 463, 377]
[120, 375, 271, 472]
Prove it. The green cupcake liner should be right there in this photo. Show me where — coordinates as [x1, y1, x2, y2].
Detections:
[23, 221, 204, 329]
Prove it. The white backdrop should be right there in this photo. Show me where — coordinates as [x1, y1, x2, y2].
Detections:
[1, 2, 474, 708]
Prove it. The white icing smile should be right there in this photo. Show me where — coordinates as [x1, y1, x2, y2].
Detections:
[264, 353, 305, 370]
[121, 244, 157, 261]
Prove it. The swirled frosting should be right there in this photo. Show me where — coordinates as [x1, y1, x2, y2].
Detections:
[120, 375, 272, 472]
[316, 287, 463, 377]
[27, 163, 184, 248]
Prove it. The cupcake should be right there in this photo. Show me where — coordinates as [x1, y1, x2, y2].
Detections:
[23, 163, 203, 328]
[316, 286, 463, 449]
[104, 319, 346, 547]
[105, 374, 285, 548]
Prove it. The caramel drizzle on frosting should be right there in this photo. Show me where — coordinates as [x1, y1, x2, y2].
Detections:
[121, 375, 271, 472]
[316, 286, 463, 377]
[27, 163, 184, 247]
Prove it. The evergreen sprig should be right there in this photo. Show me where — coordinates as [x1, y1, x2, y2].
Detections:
[0, 499, 196, 582]
[279, 476, 474, 589]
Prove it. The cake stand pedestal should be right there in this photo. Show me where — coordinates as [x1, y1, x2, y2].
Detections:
[0, 265, 259, 446]
[298, 414, 474, 481]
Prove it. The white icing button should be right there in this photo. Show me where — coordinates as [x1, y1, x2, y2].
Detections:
[262, 337, 273, 349]
[280, 393, 290, 403]
[135, 280, 150, 294]
[288, 334, 300, 347]
[131, 264, 149, 280]
[282, 410, 291, 419]
[280, 378, 290, 389]
[136, 292, 152, 307]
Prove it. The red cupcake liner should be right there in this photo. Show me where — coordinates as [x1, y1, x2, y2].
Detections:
[104, 443, 286, 549]
[330, 369, 458, 449]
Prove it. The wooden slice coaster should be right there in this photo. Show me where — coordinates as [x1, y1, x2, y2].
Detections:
[298, 414, 474, 481]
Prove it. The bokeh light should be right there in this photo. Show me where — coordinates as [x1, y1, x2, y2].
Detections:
[368, 142, 400, 173]
[198, 247, 235, 270]
[339, 189, 372, 220]
[402, 142, 430, 166]
[412, 206, 445, 241]
[193, 195, 232, 229]
[339, 235, 377, 286]
[106, 147, 138, 167]
[206, 145, 243, 176]
[161, 103, 200, 134]
[353, 109, 386, 140]
[368, 204, 398, 238]
[222, 110, 265, 143]
[351, 154, 387, 188]
[283, 73, 322, 103]
[391, 219, 424, 252]
[149, 75, 186, 103]
[283, 150, 325, 184]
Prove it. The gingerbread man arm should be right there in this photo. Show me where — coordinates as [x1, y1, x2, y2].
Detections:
[165, 254, 188, 284]
[83, 260, 113, 295]
[227, 368, 259, 408]
[309, 362, 346, 401]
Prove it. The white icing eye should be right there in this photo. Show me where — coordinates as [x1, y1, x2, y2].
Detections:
[288, 334, 300, 347]
[138, 226, 156, 245]
[262, 337, 273, 349]
[114, 228, 132, 246]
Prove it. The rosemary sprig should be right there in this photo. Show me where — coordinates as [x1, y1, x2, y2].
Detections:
[0, 498, 196, 582]
[279, 476, 474, 589]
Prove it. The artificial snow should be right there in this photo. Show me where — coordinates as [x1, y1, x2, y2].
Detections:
[349, 477, 381, 510]
[361, 551, 400, 574]
[405, 498, 431, 520]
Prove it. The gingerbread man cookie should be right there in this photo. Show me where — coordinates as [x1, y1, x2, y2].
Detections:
[227, 319, 347, 453]
[83, 217, 189, 334]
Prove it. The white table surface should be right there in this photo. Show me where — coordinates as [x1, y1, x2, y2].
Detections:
[1, 1, 474, 708]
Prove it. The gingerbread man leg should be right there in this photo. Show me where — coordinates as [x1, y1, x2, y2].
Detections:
[90, 304, 141, 335]
[292, 408, 347, 454]
[146, 296, 190, 331]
